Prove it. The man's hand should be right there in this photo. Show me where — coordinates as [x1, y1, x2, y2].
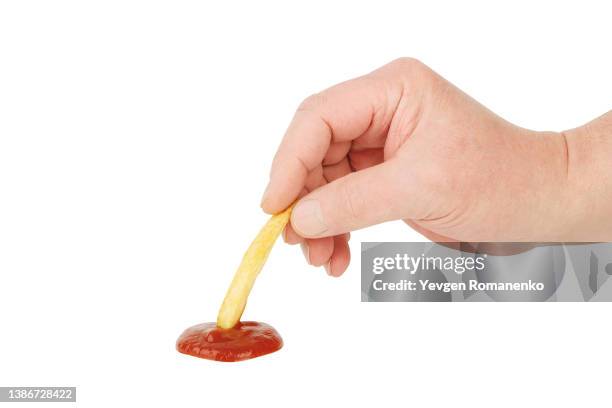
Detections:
[260, 58, 612, 276]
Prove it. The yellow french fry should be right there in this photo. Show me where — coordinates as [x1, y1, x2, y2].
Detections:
[216, 205, 293, 329]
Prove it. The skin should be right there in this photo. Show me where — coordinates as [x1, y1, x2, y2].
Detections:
[260, 58, 612, 277]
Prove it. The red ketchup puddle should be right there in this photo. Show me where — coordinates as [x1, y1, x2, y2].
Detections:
[176, 321, 283, 362]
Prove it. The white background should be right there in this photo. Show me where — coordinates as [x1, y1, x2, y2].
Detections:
[1, 1, 611, 407]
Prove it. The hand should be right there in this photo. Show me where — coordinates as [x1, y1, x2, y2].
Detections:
[261, 58, 612, 276]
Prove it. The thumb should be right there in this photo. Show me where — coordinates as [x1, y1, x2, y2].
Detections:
[290, 160, 422, 238]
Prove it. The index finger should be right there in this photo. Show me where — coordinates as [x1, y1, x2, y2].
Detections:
[260, 75, 386, 214]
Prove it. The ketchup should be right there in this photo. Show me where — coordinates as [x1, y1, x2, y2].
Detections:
[176, 321, 283, 362]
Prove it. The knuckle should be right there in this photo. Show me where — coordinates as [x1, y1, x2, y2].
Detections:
[388, 57, 434, 87]
[390, 56, 423, 70]
[297, 92, 328, 113]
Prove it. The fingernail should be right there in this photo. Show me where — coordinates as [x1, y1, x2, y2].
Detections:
[292, 200, 327, 236]
[324, 261, 332, 276]
[300, 243, 311, 265]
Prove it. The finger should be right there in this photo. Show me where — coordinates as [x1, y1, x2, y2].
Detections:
[283, 186, 312, 245]
[323, 141, 351, 165]
[291, 160, 423, 238]
[326, 235, 351, 277]
[261, 76, 390, 214]
[305, 237, 334, 266]
[299, 243, 309, 263]
[322, 157, 352, 183]
[283, 223, 304, 245]
[304, 165, 326, 192]
[349, 148, 384, 170]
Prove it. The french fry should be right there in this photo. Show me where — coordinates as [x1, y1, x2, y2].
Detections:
[216, 205, 293, 329]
